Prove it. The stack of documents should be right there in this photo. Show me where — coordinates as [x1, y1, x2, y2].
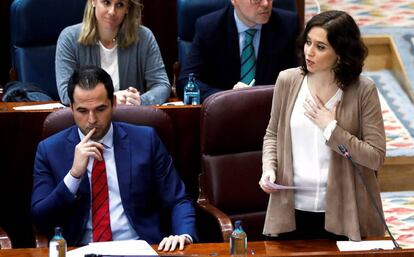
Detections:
[13, 103, 65, 110]
[67, 240, 158, 257]
[337, 240, 395, 251]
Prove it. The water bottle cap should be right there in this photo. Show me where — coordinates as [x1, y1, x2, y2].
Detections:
[235, 220, 242, 227]
[55, 227, 63, 234]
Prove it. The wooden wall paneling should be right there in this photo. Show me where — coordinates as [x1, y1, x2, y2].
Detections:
[141, 0, 177, 83]
[0, 0, 13, 87]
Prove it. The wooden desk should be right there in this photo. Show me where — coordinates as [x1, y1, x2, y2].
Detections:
[0, 102, 201, 248]
[0, 241, 413, 257]
[181, 241, 414, 256]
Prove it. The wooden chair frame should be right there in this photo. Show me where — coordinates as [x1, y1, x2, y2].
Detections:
[0, 226, 12, 249]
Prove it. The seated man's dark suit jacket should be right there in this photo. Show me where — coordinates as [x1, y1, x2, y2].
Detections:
[31, 122, 197, 246]
[177, 5, 300, 102]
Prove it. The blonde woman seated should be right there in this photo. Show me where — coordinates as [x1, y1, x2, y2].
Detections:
[56, 0, 170, 106]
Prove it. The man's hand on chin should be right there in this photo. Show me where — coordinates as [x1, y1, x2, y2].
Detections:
[158, 234, 192, 251]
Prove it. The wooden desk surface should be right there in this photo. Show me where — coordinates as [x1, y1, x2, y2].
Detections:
[0, 241, 413, 257]
[0, 101, 201, 112]
[0, 101, 62, 112]
[170, 241, 414, 256]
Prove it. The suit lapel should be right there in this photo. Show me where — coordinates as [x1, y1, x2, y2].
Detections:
[256, 10, 279, 82]
[226, 6, 241, 78]
[113, 123, 132, 205]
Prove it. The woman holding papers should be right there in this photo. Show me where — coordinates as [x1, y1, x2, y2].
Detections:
[259, 10, 386, 241]
[55, 0, 170, 106]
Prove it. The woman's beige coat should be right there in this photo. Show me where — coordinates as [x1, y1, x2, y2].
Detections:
[262, 67, 386, 241]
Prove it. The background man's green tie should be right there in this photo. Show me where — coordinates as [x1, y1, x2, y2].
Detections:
[240, 29, 257, 85]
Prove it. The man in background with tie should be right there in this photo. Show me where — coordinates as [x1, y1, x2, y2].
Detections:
[177, 0, 300, 102]
[31, 66, 197, 251]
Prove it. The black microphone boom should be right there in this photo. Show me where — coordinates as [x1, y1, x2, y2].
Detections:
[337, 144, 401, 250]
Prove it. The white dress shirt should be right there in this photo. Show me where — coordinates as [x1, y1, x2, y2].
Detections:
[290, 76, 342, 212]
[63, 123, 139, 243]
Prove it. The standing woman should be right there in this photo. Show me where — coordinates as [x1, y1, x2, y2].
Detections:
[259, 10, 386, 241]
[56, 0, 171, 106]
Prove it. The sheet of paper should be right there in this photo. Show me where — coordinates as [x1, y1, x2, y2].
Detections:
[161, 101, 184, 106]
[13, 103, 65, 110]
[67, 240, 158, 257]
[336, 240, 395, 251]
[263, 179, 314, 190]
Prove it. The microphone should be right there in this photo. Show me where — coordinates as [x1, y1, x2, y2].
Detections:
[338, 144, 401, 250]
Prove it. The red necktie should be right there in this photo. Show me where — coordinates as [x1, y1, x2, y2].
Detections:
[91, 150, 112, 242]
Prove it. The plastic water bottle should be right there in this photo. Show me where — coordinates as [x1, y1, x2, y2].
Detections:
[49, 227, 67, 257]
[183, 73, 200, 105]
[230, 220, 247, 255]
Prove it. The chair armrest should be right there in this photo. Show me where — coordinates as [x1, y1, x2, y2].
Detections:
[0, 226, 12, 249]
[197, 198, 233, 242]
[171, 61, 180, 99]
[33, 226, 48, 248]
[197, 172, 233, 242]
[9, 67, 17, 81]
[295, 0, 304, 29]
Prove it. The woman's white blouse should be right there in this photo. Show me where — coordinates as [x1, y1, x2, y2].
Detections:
[99, 41, 120, 91]
[290, 76, 342, 212]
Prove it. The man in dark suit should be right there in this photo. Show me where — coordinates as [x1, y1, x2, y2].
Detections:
[177, 0, 300, 102]
[31, 66, 197, 250]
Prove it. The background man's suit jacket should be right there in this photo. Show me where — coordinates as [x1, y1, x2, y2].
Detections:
[31, 122, 197, 246]
[177, 5, 300, 102]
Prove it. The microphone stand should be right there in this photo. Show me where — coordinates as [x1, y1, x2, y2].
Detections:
[338, 144, 401, 250]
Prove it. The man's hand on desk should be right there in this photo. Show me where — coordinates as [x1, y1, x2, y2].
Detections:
[158, 234, 192, 251]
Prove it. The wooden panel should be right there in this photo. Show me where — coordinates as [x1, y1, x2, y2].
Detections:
[296, 0, 305, 28]
[363, 35, 414, 191]
[141, 0, 177, 82]
[0, 0, 13, 87]
[380, 157, 414, 192]
[363, 35, 414, 102]
[364, 36, 396, 71]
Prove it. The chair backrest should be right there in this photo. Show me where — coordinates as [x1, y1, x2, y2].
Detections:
[42, 105, 175, 158]
[10, 0, 86, 100]
[176, 0, 299, 67]
[199, 86, 274, 240]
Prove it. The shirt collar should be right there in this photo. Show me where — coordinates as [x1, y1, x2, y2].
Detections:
[233, 9, 262, 34]
[77, 123, 114, 149]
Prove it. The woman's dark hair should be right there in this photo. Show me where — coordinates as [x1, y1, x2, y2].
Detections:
[297, 10, 368, 88]
[68, 65, 114, 105]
